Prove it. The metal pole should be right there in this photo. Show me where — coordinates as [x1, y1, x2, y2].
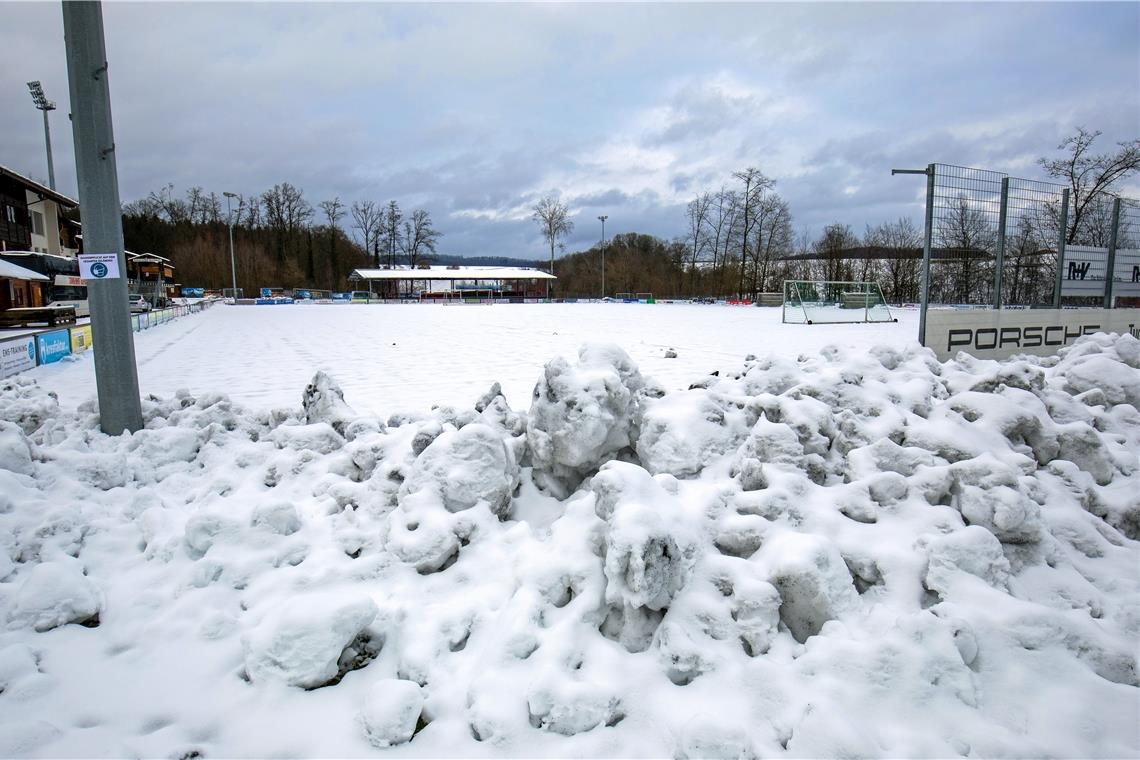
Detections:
[598, 214, 608, 300]
[42, 109, 56, 191]
[1054, 188, 1069, 308]
[224, 192, 237, 300]
[891, 165, 935, 345]
[1103, 197, 1122, 309]
[994, 177, 1009, 309]
[63, 0, 142, 435]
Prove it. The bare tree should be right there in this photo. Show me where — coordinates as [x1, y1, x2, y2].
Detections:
[685, 192, 712, 291]
[532, 195, 574, 295]
[350, 200, 383, 267]
[319, 197, 346, 289]
[732, 167, 775, 298]
[263, 182, 313, 261]
[381, 200, 403, 269]
[1039, 128, 1140, 244]
[935, 194, 996, 304]
[402, 209, 442, 272]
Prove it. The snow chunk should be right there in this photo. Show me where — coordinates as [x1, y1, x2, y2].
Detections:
[358, 679, 424, 748]
[757, 533, 859, 643]
[302, 371, 357, 436]
[0, 420, 33, 475]
[251, 501, 302, 535]
[957, 484, 1042, 544]
[400, 422, 519, 517]
[528, 344, 645, 494]
[6, 561, 100, 632]
[923, 526, 1011, 595]
[527, 679, 624, 735]
[592, 462, 701, 612]
[1059, 352, 1140, 408]
[636, 390, 753, 478]
[243, 593, 378, 688]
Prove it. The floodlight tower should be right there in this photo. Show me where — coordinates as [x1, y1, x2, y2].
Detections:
[27, 81, 57, 191]
[598, 214, 608, 300]
[224, 192, 238, 301]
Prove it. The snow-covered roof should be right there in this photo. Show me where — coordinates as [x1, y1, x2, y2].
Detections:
[0, 165, 79, 208]
[352, 266, 556, 281]
[0, 259, 50, 282]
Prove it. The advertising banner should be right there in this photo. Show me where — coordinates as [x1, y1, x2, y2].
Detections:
[182, 287, 205, 298]
[1061, 246, 1140, 298]
[0, 336, 36, 378]
[924, 308, 1140, 362]
[36, 330, 72, 365]
[331, 293, 352, 302]
[70, 325, 93, 353]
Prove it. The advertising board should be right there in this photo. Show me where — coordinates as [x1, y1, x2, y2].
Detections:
[36, 330, 72, 365]
[924, 308, 1140, 362]
[182, 288, 205, 298]
[1061, 247, 1140, 298]
[0, 336, 36, 378]
[70, 325, 93, 353]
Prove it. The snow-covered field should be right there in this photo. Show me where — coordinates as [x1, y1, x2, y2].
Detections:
[26, 303, 919, 416]
[1, 303, 1138, 758]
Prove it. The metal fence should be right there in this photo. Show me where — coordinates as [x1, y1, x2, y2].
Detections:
[925, 163, 1138, 311]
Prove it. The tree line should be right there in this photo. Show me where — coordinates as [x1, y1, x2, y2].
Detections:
[121, 183, 442, 294]
[542, 128, 1139, 304]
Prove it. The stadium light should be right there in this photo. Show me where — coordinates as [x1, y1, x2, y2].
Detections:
[27, 80, 58, 191]
[598, 215, 608, 300]
[224, 192, 238, 302]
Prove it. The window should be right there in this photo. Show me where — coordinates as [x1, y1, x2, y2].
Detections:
[4, 205, 14, 224]
[31, 210, 44, 236]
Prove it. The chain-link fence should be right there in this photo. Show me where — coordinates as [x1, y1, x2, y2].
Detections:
[927, 163, 1139, 309]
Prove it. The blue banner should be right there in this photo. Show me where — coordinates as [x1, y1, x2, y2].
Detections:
[36, 330, 72, 365]
[294, 289, 311, 299]
[260, 288, 273, 298]
[182, 287, 205, 298]
[332, 292, 352, 302]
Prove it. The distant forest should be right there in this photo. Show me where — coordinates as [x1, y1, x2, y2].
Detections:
[116, 180, 922, 301]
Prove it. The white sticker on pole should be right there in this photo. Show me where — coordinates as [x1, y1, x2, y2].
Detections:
[78, 253, 121, 280]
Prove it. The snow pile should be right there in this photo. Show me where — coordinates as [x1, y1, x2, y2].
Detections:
[0, 335, 1137, 757]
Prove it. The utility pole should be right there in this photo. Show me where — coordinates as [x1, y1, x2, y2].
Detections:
[27, 81, 58, 191]
[598, 214, 608, 300]
[63, 0, 143, 435]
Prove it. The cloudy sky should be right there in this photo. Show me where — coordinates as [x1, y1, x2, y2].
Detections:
[2, 2, 1137, 258]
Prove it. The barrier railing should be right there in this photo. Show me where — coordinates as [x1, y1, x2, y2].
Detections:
[0, 299, 218, 379]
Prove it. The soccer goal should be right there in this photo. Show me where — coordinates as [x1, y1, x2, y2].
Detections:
[782, 280, 897, 324]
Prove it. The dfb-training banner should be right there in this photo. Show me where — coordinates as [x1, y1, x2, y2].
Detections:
[925, 308, 1140, 362]
[0, 336, 37, 378]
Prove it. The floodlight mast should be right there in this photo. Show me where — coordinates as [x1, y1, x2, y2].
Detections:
[224, 192, 238, 301]
[597, 214, 608, 300]
[27, 80, 58, 191]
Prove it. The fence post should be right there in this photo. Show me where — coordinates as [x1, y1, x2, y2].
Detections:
[1103, 197, 1122, 309]
[920, 164, 935, 345]
[994, 177, 1009, 309]
[1054, 188, 1069, 308]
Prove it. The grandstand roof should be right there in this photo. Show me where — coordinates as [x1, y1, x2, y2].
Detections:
[351, 265, 555, 281]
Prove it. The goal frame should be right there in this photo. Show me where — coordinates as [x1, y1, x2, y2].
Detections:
[782, 280, 897, 325]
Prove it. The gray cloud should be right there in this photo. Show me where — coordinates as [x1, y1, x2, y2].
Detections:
[2, 2, 1136, 257]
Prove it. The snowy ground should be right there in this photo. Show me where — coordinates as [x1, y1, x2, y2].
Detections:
[1, 304, 1138, 758]
[26, 303, 919, 416]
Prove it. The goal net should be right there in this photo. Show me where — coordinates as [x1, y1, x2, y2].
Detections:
[782, 280, 896, 324]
